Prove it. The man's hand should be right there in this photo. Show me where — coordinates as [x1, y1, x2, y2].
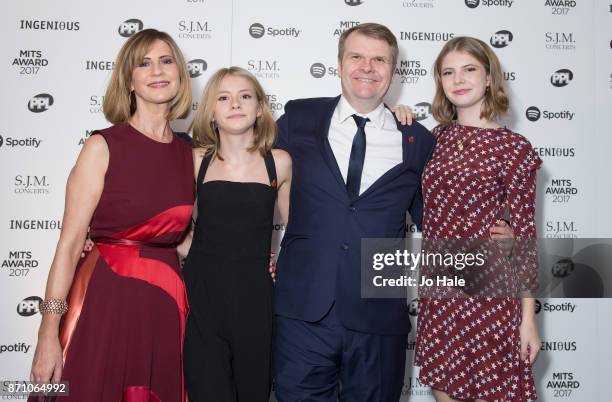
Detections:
[490, 219, 514, 257]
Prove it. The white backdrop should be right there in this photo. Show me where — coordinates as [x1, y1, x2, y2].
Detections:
[1, 0, 611, 400]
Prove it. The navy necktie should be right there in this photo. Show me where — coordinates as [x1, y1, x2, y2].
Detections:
[346, 114, 369, 199]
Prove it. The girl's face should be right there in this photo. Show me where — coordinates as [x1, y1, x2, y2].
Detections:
[440, 50, 490, 112]
[213, 75, 261, 135]
[130, 39, 180, 108]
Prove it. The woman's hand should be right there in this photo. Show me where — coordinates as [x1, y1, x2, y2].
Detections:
[520, 316, 541, 365]
[30, 335, 63, 383]
[390, 104, 413, 126]
[269, 252, 277, 283]
[490, 219, 514, 258]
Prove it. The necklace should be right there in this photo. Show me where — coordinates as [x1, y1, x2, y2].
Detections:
[456, 127, 480, 152]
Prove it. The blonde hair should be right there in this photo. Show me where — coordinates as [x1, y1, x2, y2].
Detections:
[190, 66, 276, 159]
[103, 28, 192, 123]
[338, 23, 399, 68]
[432, 36, 509, 126]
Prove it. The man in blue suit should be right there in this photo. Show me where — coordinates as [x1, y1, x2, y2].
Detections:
[273, 23, 433, 401]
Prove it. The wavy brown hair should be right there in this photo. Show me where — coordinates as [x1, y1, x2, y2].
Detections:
[432, 36, 509, 126]
[190, 66, 276, 159]
[103, 28, 192, 123]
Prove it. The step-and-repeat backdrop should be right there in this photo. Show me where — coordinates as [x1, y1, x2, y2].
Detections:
[1, 0, 611, 400]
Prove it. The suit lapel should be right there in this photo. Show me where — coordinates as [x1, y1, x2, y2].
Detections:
[316, 96, 348, 192]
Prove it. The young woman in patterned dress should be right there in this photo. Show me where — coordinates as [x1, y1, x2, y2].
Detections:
[414, 37, 542, 402]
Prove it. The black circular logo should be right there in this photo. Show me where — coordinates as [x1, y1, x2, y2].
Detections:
[310, 63, 326, 78]
[535, 299, 542, 314]
[249, 23, 265, 39]
[118, 19, 144, 37]
[17, 296, 43, 317]
[187, 59, 207, 78]
[413, 102, 432, 121]
[344, 0, 364, 6]
[0, 135, 3, 148]
[465, 0, 480, 8]
[551, 69, 573, 87]
[526, 106, 541, 122]
[552, 258, 575, 278]
[28, 93, 54, 113]
[490, 30, 513, 48]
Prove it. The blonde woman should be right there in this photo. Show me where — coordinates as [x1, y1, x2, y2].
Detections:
[415, 36, 541, 402]
[182, 67, 292, 402]
[29, 29, 193, 401]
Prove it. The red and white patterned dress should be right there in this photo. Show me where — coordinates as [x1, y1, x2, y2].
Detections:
[414, 123, 542, 402]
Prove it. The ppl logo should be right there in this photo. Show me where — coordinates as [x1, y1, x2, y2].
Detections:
[551, 69, 573, 87]
[118, 19, 143, 37]
[526, 106, 541, 122]
[310, 63, 326, 78]
[552, 258, 575, 278]
[249, 23, 265, 39]
[344, 0, 363, 5]
[17, 296, 42, 317]
[187, 59, 207, 78]
[490, 30, 513, 48]
[28, 94, 54, 113]
[413, 102, 432, 121]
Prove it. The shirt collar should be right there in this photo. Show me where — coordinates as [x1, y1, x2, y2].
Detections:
[337, 95, 387, 130]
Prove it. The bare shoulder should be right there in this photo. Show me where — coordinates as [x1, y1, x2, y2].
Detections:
[193, 147, 206, 159]
[272, 148, 292, 168]
[83, 134, 109, 154]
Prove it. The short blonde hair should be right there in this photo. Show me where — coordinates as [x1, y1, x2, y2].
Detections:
[103, 28, 192, 123]
[338, 23, 399, 68]
[432, 36, 509, 126]
[190, 66, 276, 159]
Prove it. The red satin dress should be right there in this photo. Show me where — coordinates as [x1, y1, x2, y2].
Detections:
[32, 123, 194, 402]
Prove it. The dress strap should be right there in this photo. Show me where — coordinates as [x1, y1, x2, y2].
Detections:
[196, 152, 213, 191]
[263, 151, 278, 189]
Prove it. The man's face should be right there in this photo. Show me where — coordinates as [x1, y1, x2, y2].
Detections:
[338, 32, 394, 110]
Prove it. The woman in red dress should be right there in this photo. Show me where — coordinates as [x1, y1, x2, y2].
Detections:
[29, 29, 194, 402]
[415, 37, 542, 402]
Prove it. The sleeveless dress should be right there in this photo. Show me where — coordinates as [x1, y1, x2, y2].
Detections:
[183, 152, 277, 402]
[414, 123, 541, 402]
[31, 123, 194, 402]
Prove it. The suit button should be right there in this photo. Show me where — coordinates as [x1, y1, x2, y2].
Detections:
[349, 206, 356, 212]
[340, 243, 349, 251]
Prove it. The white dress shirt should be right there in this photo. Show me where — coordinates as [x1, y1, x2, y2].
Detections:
[328, 96, 404, 195]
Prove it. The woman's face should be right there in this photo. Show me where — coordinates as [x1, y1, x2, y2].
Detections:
[130, 39, 180, 109]
[440, 50, 490, 112]
[213, 75, 261, 135]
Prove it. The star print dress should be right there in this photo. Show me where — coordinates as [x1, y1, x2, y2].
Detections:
[414, 123, 542, 402]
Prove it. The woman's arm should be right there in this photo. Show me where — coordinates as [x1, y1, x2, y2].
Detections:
[30, 135, 108, 383]
[273, 149, 292, 225]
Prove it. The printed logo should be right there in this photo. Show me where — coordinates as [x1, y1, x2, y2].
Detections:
[413, 102, 432, 121]
[0, 343, 31, 354]
[545, 32, 576, 50]
[465, 0, 514, 8]
[85, 60, 115, 71]
[310, 63, 327, 78]
[20, 20, 80, 31]
[551, 258, 575, 278]
[9, 220, 62, 230]
[17, 296, 42, 317]
[550, 69, 573, 87]
[13, 50, 48, 76]
[0, 136, 42, 149]
[28, 94, 54, 113]
[187, 59, 207, 78]
[545, 221, 578, 238]
[490, 30, 513, 48]
[526, 106, 541, 121]
[400, 32, 454, 41]
[402, 0, 435, 9]
[545, 0, 577, 15]
[546, 178, 578, 203]
[118, 19, 143, 37]
[249, 23, 265, 38]
[395, 59, 428, 85]
[247, 59, 280, 79]
[178, 20, 212, 39]
[534, 147, 575, 158]
[344, 0, 363, 5]
[333, 21, 360, 36]
[408, 298, 419, 316]
[14, 175, 49, 195]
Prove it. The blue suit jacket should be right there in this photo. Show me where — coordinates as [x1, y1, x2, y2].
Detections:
[275, 96, 435, 335]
